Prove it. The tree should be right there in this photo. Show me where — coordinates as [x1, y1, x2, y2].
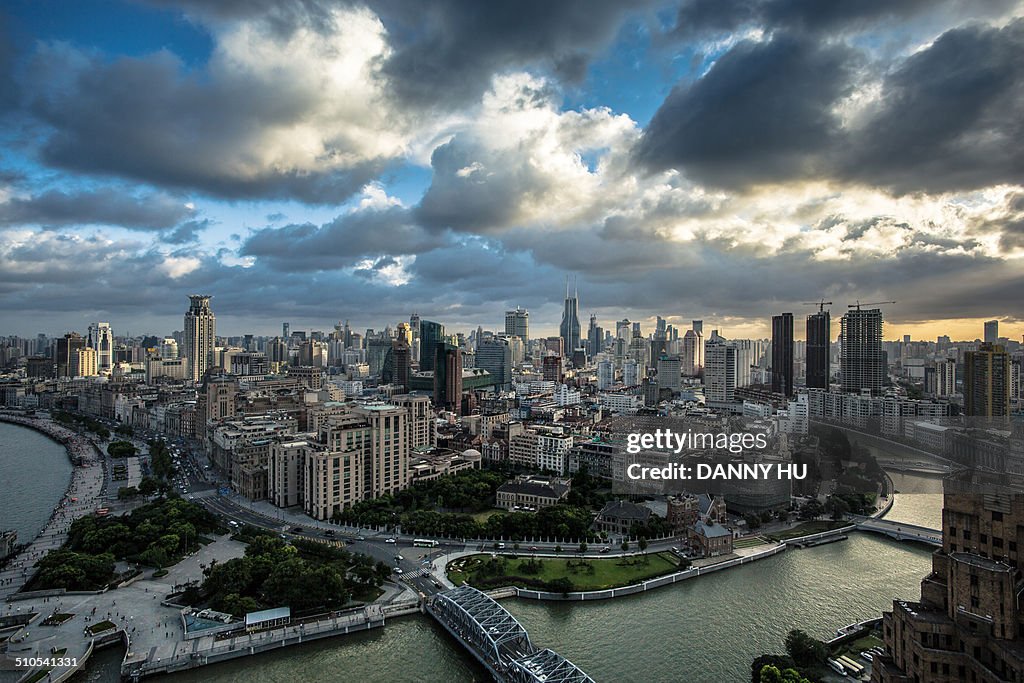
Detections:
[751, 655, 795, 682]
[784, 630, 826, 668]
[827, 496, 851, 520]
[107, 440, 138, 458]
[759, 665, 811, 683]
[799, 500, 824, 520]
[118, 486, 139, 500]
[637, 538, 648, 554]
[578, 542, 588, 554]
[621, 540, 630, 552]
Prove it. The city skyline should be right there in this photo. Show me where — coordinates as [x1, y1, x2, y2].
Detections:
[1, 2, 1023, 340]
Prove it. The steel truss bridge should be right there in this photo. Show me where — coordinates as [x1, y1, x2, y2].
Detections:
[427, 585, 596, 682]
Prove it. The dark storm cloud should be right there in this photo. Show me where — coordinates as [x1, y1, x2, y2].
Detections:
[25, 47, 384, 203]
[415, 136, 551, 233]
[669, 0, 1013, 39]
[974, 191, 1024, 252]
[0, 187, 193, 230]
[148, 0, 651, 109]
[162, 219, 212, 244]
[635, 33, 859, 187]
[839, 19, 1024, 195]
[241, 205, 447, 271]
[638, 18, 1024, 195]
[375, 0, 654, 108]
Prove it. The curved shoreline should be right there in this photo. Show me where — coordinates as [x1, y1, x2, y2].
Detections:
[0, 412, 106, 600]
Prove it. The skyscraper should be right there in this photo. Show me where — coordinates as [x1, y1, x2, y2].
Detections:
[840, 307, 884, 395]
[54, 332, 86, 379]
[681, 328, 704, 376]
[806, 309, 831, 390]
[704, 340, 737, 405]
[382, 336, 411, 389]
[183, 295, 216, 382]
[419, 320, 444, 373]
[476, 337, 512, 389]
[87, 322, 113, 372]
[587, 314, 603, 356]
[504, 307, 529, 341]
[771, 312, 794, 397]
[433, 342, 462, 413]
[964, 343, 1011, 419]
[984, 319, 999, 344]
[559, 279, 581, 357]
[70, 347, 97, 377]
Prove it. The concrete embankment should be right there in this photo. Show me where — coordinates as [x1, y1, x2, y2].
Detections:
[122, 604, 395, 680]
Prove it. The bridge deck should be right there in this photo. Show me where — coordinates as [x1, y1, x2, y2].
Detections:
[429, 585, 595, 682]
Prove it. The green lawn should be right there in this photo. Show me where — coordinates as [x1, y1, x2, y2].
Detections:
[86, 620, 117, 636]
[42, 613, 74, 625]
[448, 552, 683, 592]
[766, 520, 849, 542]
[470, 509, 505, 523]
[835, 633, 884, 659]
[732, 537, 768, 549]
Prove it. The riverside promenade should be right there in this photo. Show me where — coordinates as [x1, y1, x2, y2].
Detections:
[0, 413, 105, 600]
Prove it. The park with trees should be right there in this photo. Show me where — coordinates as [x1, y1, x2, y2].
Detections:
[190, 528, 391, 617]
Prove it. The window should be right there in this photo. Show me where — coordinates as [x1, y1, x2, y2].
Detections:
[992, 511, 1003, 522]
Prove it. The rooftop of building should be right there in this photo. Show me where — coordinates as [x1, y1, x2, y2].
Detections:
[950, 552, 1015, 573]
[596, 500, 652, 522]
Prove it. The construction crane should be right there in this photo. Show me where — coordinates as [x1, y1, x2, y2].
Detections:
[848, 300, 896, 310]
[802, 300, 833, 313]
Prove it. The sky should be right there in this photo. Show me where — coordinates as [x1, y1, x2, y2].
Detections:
[1, 0, 1023, 342]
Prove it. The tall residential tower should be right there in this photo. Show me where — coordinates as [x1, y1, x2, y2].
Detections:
[183, 295, 216, 382]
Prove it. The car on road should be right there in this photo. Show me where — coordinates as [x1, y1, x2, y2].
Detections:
[290, 527, 303, 533]
[385, 538, 396, 544]
[323, 530, 336, 536]
[395, 555, 403, 562]
[356, 535, 365, 541]
[393, 567, 403, 575]
[600, 546, 611, 553]
[529, 546, 539, 551]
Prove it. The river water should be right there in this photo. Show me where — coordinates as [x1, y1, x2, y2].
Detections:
[0, 420, 73, 543]
[80, 503, 938, 683]
[0, 428, 939, 683]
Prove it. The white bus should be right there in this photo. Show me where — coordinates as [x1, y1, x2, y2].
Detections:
[413, 538, 439, 548]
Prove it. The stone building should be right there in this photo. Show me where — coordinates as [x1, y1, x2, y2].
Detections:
[874, 484, 1024, 682]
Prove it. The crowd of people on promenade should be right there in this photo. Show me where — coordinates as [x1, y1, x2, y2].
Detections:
[0, 415, 105, 598]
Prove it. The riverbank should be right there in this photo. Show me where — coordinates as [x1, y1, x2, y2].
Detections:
[443, 523, 861, 602]
[0, 413, 106, 600]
